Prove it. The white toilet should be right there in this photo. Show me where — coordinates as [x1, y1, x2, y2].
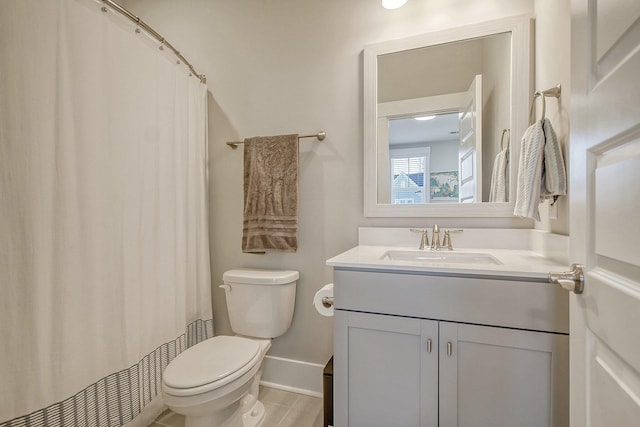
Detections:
[162, 268, 298, 427]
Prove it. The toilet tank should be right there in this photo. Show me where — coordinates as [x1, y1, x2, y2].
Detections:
[222, 269, 298, 338]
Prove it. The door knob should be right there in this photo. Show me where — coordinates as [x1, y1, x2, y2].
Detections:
[548, 264, 584, 294]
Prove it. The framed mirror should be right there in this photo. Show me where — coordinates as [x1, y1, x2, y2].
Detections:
[364, 16, 532, 217]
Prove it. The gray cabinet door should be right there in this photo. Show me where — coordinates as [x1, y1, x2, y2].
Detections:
[439, 322, 569, 427]
[334, 310, 438, 427]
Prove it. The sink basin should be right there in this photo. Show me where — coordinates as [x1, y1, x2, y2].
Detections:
[382, 250, 502, 265]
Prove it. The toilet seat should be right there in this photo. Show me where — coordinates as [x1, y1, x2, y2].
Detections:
[163, 336, 261, 397]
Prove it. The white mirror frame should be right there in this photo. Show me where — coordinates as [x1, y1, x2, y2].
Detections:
[364, 15, 532, 217]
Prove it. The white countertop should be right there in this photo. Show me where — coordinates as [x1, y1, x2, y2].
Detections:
[326, 227, 570, 280]
[326, 245, 568, 280]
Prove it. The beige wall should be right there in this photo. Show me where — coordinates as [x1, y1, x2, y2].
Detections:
[120, 0, 570, 370]
[534, 0, 571, 235]
[428, 140, 460, 173]
[377, 39, 484, 102]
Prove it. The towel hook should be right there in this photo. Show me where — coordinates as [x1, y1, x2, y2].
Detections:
[500, 129, 510, 151]
[529, 93, 546, 125]
[529, 85, 561, 125]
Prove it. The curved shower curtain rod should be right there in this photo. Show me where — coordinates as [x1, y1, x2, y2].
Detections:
[100, 0, 206, 84]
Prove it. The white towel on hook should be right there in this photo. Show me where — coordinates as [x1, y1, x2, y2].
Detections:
[489, 148, 509, 202]
[514, 121, 545, 220]
[540, 118, 567, 201]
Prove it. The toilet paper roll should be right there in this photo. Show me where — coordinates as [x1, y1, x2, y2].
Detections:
[313, 283, 334, 317]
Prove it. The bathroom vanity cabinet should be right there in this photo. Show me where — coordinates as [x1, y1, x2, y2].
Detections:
[333, 269, 569, 427]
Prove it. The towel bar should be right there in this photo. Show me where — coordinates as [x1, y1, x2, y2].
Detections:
[227, 131, 326, 149]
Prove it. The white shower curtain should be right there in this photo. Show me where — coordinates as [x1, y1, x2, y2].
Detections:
[0, 1, 212, 426]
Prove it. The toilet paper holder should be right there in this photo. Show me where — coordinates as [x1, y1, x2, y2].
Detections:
[322, 296, 334, 308]
[313, 283, 334, 317]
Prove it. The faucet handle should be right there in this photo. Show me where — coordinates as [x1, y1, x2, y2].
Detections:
[442, 231, 451, 250]
[442, 229, 464, 250]
[409, 228, 430, 250]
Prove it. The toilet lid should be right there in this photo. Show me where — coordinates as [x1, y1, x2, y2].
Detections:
[163, 336, 261, 389]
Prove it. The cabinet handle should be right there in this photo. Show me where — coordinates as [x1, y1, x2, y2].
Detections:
[447, 342, 452, 357]
[426, 338, 432, 353]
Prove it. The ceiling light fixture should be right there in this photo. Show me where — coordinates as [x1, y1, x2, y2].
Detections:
[382, 0, 408, 10]
[414, 115, 436, 121]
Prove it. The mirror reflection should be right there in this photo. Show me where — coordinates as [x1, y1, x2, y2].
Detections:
[376, 32, 511, 205]
[386, 112, 460, 204]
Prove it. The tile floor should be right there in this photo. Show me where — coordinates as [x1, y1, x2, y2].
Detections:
[151, 386, 323, 427]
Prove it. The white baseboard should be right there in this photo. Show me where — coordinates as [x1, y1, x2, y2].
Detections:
[260, 355, 325, 398]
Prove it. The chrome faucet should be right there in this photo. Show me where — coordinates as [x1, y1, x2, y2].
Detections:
[410, 228, 430, 250]
[430, 224, 441, 250]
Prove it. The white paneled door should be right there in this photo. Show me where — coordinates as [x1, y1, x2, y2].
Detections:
[458, 74, 482, 203]
[570, 0, 640, 426]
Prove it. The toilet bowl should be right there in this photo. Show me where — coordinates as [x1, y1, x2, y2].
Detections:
[162, 336, 270, 427]
[161, 269, 298, 427]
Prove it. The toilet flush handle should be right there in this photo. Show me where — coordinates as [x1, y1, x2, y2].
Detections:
[219, 284, 231, 292]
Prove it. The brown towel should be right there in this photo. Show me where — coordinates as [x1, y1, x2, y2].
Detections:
[242, 134, 299, 253]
